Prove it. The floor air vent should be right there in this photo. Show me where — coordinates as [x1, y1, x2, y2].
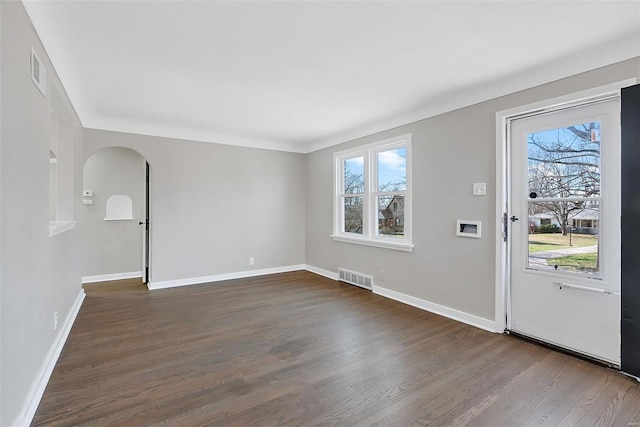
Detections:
[338, 268, 373, 290]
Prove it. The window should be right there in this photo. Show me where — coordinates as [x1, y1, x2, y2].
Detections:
[333, 134, 412, 251]
[48, 86, 76, 237]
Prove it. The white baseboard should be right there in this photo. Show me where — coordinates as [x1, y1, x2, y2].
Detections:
[82, 271, 142, 284]
[303, 266, 497, 333]
[622, 371, 640, 382]
[148, 264, 306, 290]
[373, 285, 499, 333]
[304, 264, 338, 280]
[17, 289, 85, 427]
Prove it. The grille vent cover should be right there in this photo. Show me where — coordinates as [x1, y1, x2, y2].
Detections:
[338, 268, 373, 290]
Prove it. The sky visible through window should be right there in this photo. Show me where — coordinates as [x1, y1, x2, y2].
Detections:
[526, 121, 601, 275]
[343, 148, 406, 193]
[378, 148, 406, 191]
[527, 122, 600, 198]
[344, 156, 364, 193]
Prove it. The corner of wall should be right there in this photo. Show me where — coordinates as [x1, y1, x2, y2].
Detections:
[14, 290, 85, 427]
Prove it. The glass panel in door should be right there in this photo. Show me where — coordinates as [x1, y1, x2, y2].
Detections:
[526, 121, 601, 278]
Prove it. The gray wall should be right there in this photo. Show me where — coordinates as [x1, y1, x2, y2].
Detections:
[82, 147, 144, 278]
[305, 57, 640, 322]
[84, 130, 307, 284]
[0, 2, 4, 424]
[1, 2, 84, 425]
[2, 0, 638, 423]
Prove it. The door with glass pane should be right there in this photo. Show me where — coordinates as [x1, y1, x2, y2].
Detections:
[509, 99, 621, 364]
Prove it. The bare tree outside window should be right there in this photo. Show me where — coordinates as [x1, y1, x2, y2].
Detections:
[526, 122, 600, 275]
[343, 157, 364, 233]
[333, 135, 412, 249]
[377, 148, 406, 237]
[527, 122, 600, 236]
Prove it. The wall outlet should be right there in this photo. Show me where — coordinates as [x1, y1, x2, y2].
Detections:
[249, 257, 255, 266]
[53, 312, 58, 330]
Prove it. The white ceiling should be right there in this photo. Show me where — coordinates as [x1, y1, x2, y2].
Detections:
[24, 1, 640, 153]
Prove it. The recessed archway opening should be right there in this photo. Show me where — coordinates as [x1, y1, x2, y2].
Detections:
[82, 147, 150, 286]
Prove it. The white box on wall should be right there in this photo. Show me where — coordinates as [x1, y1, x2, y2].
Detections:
[31, 47, 46, 96]
[457, 220, 481, 238]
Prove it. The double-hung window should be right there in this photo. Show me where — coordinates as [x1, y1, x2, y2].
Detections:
[333, 134, 412, 251]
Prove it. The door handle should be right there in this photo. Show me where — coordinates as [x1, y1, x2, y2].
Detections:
[510, 216, 519, 222]
[138, 221, 145, 225]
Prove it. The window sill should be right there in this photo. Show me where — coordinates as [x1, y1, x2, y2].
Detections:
[330, 234, 413, 252]
[49, 220, 76, 237]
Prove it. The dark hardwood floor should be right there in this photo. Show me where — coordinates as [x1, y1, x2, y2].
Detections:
[33, 271, 640, 426]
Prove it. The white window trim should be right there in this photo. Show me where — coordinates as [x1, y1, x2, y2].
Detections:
[332, 134, 413, 252]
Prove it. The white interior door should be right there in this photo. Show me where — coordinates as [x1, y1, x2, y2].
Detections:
[509, 98, 621, 365]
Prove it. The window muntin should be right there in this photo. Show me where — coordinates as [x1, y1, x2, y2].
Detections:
[333, 135, 412, 251]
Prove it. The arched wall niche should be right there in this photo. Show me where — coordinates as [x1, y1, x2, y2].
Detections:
[105, 194, 133, 220]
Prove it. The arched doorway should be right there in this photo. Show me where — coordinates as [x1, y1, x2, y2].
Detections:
[82, 147, 150, 285]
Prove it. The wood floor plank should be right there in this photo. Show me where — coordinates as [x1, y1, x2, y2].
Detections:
[32, 271, 640, 426]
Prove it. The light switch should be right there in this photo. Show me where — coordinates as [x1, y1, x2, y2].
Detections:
[473, 183, 486, 196]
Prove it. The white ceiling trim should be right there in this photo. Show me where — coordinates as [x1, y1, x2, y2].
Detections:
[64, 29, 640, 155]
[21, 0, 640, 155]
[306, 32, 640, 153]
[85, 120, 307, 153]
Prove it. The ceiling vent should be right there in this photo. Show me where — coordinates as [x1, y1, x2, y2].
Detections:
[31, 47, 46, 96]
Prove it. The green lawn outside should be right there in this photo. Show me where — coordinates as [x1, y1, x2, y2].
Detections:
[546, 252, 598, 273]
[529, 233, 598, 253]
